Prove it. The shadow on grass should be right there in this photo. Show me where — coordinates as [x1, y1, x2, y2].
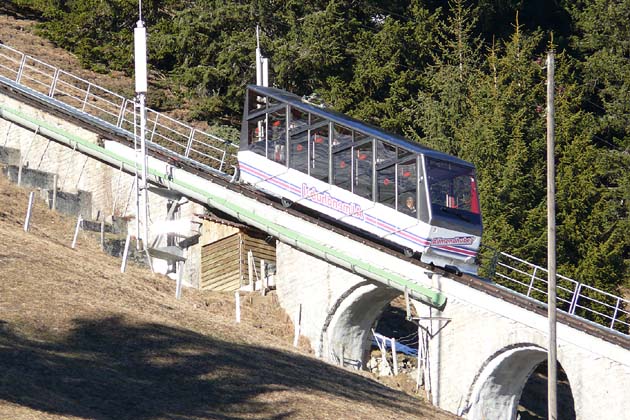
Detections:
[0, 315, 423, 419]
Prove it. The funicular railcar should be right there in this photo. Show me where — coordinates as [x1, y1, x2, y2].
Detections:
[238, 85, 482, 274]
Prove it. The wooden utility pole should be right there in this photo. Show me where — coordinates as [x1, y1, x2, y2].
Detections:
[546, 50, 558, 420]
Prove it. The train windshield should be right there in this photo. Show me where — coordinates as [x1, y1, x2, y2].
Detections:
[425, 157, 481, 226]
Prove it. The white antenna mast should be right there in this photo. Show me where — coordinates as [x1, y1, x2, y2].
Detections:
[255, 26, 262, 86]
[255, 26, 269, 87]
[134, 0, 149, 252]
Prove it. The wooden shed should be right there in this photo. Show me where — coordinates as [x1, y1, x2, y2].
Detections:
[199, 215, 276, 291]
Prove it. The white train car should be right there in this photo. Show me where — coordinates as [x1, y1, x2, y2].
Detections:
[238, 85, 482, 274]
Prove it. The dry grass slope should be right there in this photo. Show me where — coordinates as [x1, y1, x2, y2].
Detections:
[0, 178, 461, 420]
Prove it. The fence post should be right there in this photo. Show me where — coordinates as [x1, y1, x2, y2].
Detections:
[24, 191, 35, 232]
[120, 233, 131, 273]
[71, 214, 82, 249]
[175, 260, 183, 300]
[391, 337, 398, 375]
[51, 174, 58, 211]
[100, 219, 105, 250]
[293, 304, 302, 347]
[235, 291, 241, 323]
[568, 283, 582, 315]
[260, 259, 267, 296]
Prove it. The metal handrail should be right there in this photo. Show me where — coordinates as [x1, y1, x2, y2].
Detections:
[0, 43, 238, 175]
[492, 251, 629, 335]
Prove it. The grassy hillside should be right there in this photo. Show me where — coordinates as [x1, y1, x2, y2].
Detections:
[0, 176, 459, 420]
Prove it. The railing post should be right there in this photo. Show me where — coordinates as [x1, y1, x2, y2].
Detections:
[218, 148, 227, 173]
[568, 283, 582, 315]
[81, 83, 91, 112]
[149, 112, 159, 143]
[116, 99, 128, 128]
[184, 128, 195, 157]
[489, 249, 499, 279]
[527, 266, 538, 297]
[48, 68, 60, 98]
[610, 297, 621, 329]
[16, 53, 27, 83]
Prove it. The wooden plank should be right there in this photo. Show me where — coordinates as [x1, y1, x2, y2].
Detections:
[202, 267, 240, 283]
[212, 280, 241, 292]
[201, 272, 239, 288]
[202, 261, 240, 279]
[202, 274, 240, 291]
[201, 232, 241, 291]
[201, 249, 239, 264]
[204, 260, 240, 275]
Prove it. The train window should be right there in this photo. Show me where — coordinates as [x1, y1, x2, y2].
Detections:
[289, 130, 309, 174]
[377, 164, 396, 209]
[333, 148, 352, 191]
[398, 146, 413, 160]
[332, 124, 352, 148]
[289, 107, 309, 133]
[376, 141, 396, 209]
[376, 141, 397, 164]
[310, 125, 329, 182]
[247, 116, 267, 157]
[397, 159, 417, 218]
[268, 108, 287, 164]
[354, 139, 373, 200]
[332, 125, 352, 191]
[426, 157, 480, 223]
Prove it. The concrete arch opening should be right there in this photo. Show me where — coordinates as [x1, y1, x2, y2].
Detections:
[466, 344, 575, 420]
[323, 282, 401, 368]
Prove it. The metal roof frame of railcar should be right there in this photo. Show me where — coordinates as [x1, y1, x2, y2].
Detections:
[246, 85, 475, 168]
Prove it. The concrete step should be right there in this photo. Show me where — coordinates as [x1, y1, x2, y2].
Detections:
[0, 146, 21, 166]
[2, 164, 56, 190]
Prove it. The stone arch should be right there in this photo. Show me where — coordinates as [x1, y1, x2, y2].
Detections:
[322, 282, 401, 368]
[464, 343, 574, 420]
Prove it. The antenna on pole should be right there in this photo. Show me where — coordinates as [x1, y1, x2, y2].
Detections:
[255, 25, 262, 86]
[134, 2, 149, 254]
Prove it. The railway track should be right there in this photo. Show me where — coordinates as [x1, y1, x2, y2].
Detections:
[2, 77, 628, 351]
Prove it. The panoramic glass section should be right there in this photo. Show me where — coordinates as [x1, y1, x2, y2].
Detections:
[267, 108, 286, 164]
[247, 115, 267, 157]
[353, 137, 373, 200]
[376, 140, 396, 209]
[310, 124, 329, 182]
[425, 157, 481, 224]
[397, 158, 417, 218]
[288, 107, 309, 173]
[332, 124, 353, 192]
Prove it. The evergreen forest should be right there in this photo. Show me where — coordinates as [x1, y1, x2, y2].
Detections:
[4, 0, 630, 300]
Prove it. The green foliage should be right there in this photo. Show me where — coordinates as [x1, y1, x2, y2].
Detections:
[3, 0, 629, 294]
